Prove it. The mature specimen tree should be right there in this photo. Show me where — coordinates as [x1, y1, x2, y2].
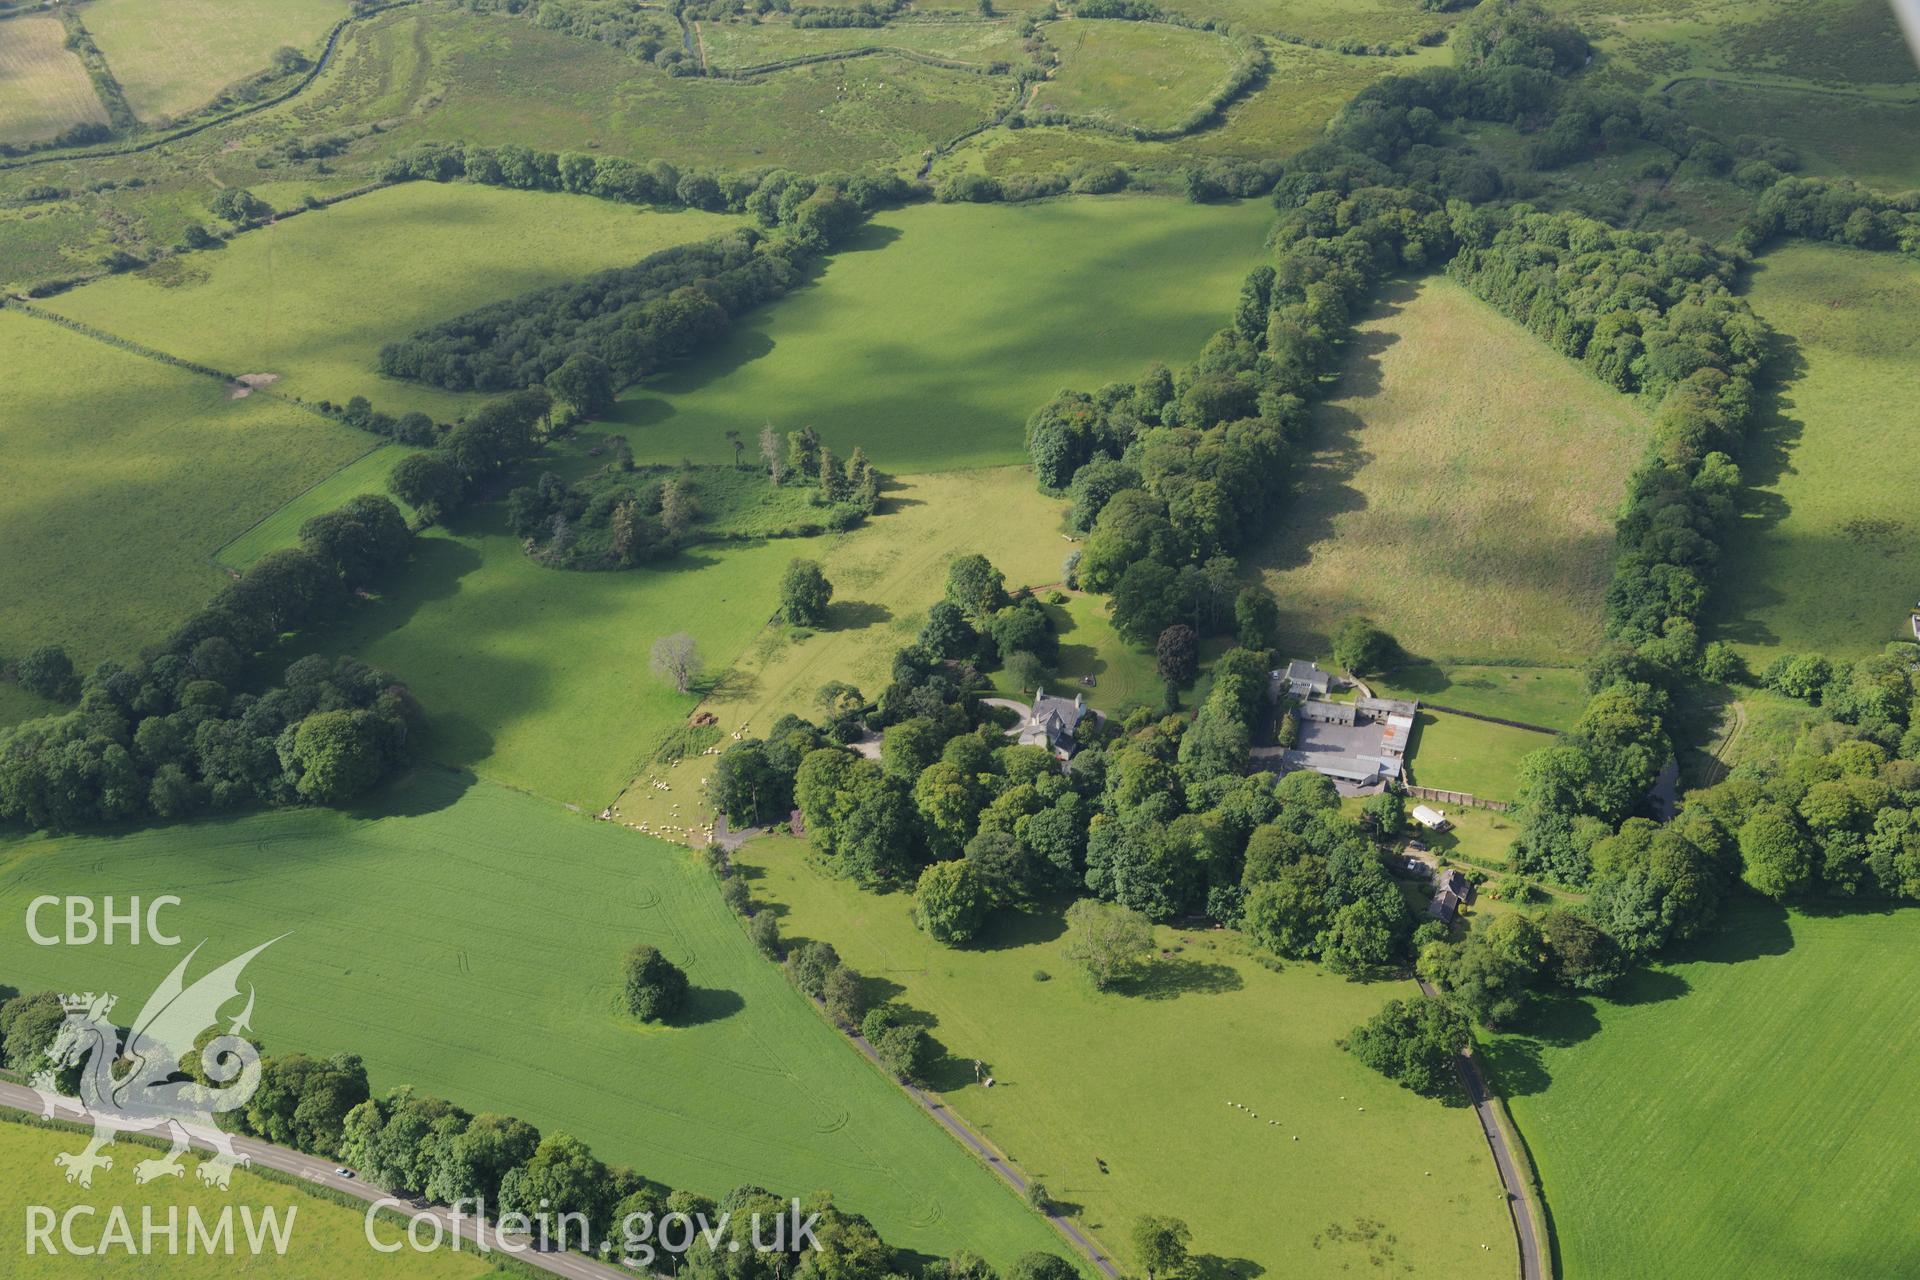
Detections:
[945, 554, 1008, 622]
[1004, 650, 1047, 695]
[544, 352, 615, 419]
[388, 451, 466, 522]
[1361, 790, 1405, 838]
[822, 965, 869, 1028]
[1155, 624, 1199, 688]
[914, 859, 989, 946]
[1062, 898, 1153, 990]
[285, 709, 389, 803]
[783, 939, 840, 997]
[918, 600, 979, 660]
[1331, 616, 1395, 676]
[1131, 1216, 1192, 1280]
[759, 424, 783, 486]
[712, 739, 780, 825]
[861, 1005, 935, 1085]
[622, 943, 690, 1022]
[1234, 584, 1280, 650]
[780, 559, 834, 627]
[1739, 807, 1815, 898]
[1538, 907, 1626, 992]
[13, 644, 78, 701]
[1345, 996, 1470, 1094]
[650, 632, 702, 694]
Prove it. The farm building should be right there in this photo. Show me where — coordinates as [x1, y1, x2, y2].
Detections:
[1258, 665, 1419, 788]
[1281, 659, 1334, 700]
[1412, 804, 1451, 831]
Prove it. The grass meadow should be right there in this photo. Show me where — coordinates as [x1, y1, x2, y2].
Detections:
[217, 445, 408, 569]
[0, 307, 372, 677]
[46, 183, 740, 419]
[0, 1119, 492, 1279]
[1175, 0, 1464, 45]
[734, 834, 1513, 1279]
[1486, 903, 1920, 1279]
[0, 775, 1067, 1266]
[1666, 79, 1920, 190]
[616, 196, 1274, 472]
[0, 15, 109, 143]
[1370, 663, 1588, 732]
[1031, 20, 1238, 132]
[81, 0, 347, 123]
[1252, 275, 1652, 667]
[1712, 245, 1920, 662]
[1574, 0, 1919, 92]
[697, 15, 1030, 70]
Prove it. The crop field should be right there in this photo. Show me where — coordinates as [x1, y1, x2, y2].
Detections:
[1405, 712, 1553, 804]
[1252, 276, 1652, 667]
[81, 0, 346, 123]
[617, 196, 1273, 472]
[698, 15, 1031, 71]
[1486, 903, 1920, 1279]
[1711, 245, 1920, 662]
[45, 183, 740, 419]
[0, 15, 109, 143]
[0, 307, 372, 675]
[0, 777, 1067, 1267]
[345, 9, 1007, 174]
[1030, 20, 1238, 132]
[1371, 664, 1588, 732]
[1665, 80, 1920, 189]
[0, 1119, 492, 1279]
[734, 834, 1513, 1279]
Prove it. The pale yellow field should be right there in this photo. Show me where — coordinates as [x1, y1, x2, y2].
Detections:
[81, 0, 346, 121]
[0, 15, 109, 143]
[1253, 275, 1652, 665]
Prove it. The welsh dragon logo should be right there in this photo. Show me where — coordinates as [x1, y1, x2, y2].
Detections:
[30, 938, 281, 1190]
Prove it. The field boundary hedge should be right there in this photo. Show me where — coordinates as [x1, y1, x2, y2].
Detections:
[707, 44, 1007, 79]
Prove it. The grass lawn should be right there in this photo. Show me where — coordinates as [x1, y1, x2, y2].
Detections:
[1251, 275, 1652, 667]
[82, 0, 346, 123]
[1419, 806, 1522, 873]
[734, 834, 1513, 1278]
[1485, 902, 1920, 1279]
[1405, 712, 1552, 804]
[616, 196, 1273, 472]
[0, 15, 109, 143]
[1711, 244, 1920, 663]
[0, 1118, 492, 1278]
[1370, 663, 1588, 732]
[0, 775, 1068, 1267]
[45, 183, 740, 419]
[0, 307, 371, 674]
[1032, 20, 1238, 132]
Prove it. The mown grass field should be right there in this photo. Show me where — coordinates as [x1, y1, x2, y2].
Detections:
[1486, 903, 1920, 1279]
[0, 307, 371, 676]
[735, 834, 1512, 1278]
[1031, 20, 1238, 132]
[1405, 712, 1553, 804]
[82, 0, 346, 123]
[0, 15, 109, 143]
[347, 8, 1006, 173]
[0, 775, 1068, 1268]
[1712, 245, 1920, 662]
[46, 183, 740, 419]
[0, 1119, 492, 1278]
[618, 196, 1273, 472]
[1252, 276, 1652, 667]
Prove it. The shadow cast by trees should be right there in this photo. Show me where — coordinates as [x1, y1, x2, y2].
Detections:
[676, 985, 745, 1027]
[350, 764, 478, 819]
[1191, 1254, 1266, 1280]
[826, 599, 891, 631]
[1110, 955, 1244, 1000]
[972, 906, 1068, 952]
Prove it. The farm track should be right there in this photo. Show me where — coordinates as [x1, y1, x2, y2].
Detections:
[1415, 978, 1546, 1280]
[0, 1083, 635, 1280]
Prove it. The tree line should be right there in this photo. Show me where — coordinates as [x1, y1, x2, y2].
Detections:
[0, 496, 419, 833]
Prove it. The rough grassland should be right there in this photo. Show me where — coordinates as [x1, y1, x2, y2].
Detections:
[1712, 245, 1920, 662]
[1486, 903, 1920, 1279]
[1253, 276, 1651, 666]
[0, 1120, 491, 1279]
[736, 835, 1512, 1279]
[1175, 0, 1464, 44]
[46, 183, 740, 419]
[82, 0, 346, 122]
[698, 16, 1030, 69]
[1666, 80, 1920, 190]
[0, 15, 109, 143]
[1031, 20, 1238, 132]
[0, 777, 1066, 1267]
[0, 307, 371, 675]
[617, 197, 1273, 472]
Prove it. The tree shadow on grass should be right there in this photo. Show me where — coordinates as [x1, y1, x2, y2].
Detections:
[1109, 955, 1244, 1000]
[827, 599, 891, 631]
[351, 764, 478, 819]
[972, 906, 1067, 952]
[1605, 967, 1691, 1006]
[1192, 1254, 1266, 1280]
[1678, 897, 1794, 965]
[676, 985, 745, 1027]
[1478, 1036, 1551, 1100]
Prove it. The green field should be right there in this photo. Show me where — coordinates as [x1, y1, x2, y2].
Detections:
[82, 0, 346, 123]
[1712, 245, 1920, 662]
[1031, 20, 1238, 132]
[1574, 0, 1920, 93]
[1665, 79, 1920, 190]
[1174, 0, 1462, 45]
[1371, 664, 1588, 732]
[1486, 903, 1920, 1279]
[0, 306, 371, 675]
[698, 15, 1031, 71]
[217, 444, 406, 569]
[0, 15, 109, 143]
[45, 183, 740, 419]
[0, 775, 1069, 1267]
[0, 1119, 491, 1278]
[1405, 712, 1554, 804]
[1253, 275, 1652, 667]
[617, 196, 1273, 472]
[735, 834, 1513, 1278]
